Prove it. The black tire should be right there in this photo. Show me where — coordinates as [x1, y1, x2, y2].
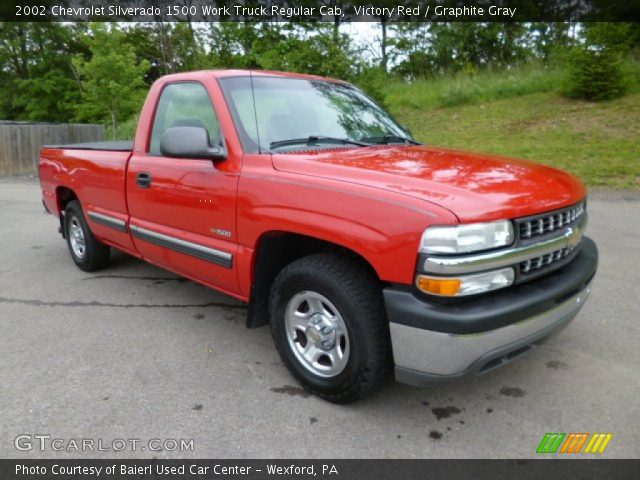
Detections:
[64, 200, 111, 272]
[269, 253, 389, 404]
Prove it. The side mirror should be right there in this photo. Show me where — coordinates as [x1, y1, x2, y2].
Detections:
[160, 126, 226, 161]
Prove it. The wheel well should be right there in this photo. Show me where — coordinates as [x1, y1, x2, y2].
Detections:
[55, 187, 78, 213]
[55, 187, 78, 238]
[246, 232, 380, 328]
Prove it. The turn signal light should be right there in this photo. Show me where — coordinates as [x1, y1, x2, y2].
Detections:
[416, 276, 461, 296]
[416, 268, 515, 297]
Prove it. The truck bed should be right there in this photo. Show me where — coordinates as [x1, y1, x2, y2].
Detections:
[42, 141, 133, 152]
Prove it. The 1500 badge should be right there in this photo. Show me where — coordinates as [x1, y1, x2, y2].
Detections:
[212, 228, 232, 238]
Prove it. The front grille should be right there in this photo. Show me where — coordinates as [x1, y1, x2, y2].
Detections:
[514, 200, 587, 281]
[518, 202, 585, 241]
[419, 200, 588, 291]
[520, 246, 576, 275]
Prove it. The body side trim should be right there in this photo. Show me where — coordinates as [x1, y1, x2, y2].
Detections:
[88, 211, 128, 233]
[130, 225, 233, 268]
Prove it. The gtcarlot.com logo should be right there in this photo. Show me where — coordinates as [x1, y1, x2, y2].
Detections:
[14, 434, 194, 452]
[537, 433, 612, 454]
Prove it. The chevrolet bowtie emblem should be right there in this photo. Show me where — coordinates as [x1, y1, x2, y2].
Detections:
[565, 227, 582, 248]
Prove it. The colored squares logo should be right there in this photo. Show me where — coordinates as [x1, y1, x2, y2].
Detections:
[537, 433, 612, 454]
[584, 433, 613, 453]
[560, 433, 589, 453]
[537, 433, 565, 453]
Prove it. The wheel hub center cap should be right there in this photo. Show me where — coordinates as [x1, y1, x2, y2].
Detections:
[305, 314, 336, 350]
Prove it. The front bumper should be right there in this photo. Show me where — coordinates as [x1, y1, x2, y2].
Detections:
[385, 236, 598, 386]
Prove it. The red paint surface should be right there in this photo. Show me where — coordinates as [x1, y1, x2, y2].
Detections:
[39, 70, 587, 301]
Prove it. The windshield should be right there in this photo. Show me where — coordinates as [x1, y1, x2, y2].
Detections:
[219, 76, 412, 153]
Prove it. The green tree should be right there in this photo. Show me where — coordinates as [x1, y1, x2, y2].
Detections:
[73, 24, 150, 139]
[124, 22, 208, 83]
[206, 22, 261, 69]
[253, 23, 356, 80]
[366, 0, 402, 72]
[390, 23, 433, 78]
[560, 23, 636, 102]
[582, 22, 640, 54]
[0, 23, 87, 121]
[562, 46, 628, 101]
[528, 22, 574, 61]
[391, 23, 530, 78]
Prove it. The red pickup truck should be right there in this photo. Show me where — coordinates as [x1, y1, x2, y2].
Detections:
[40, 70, 597, 403]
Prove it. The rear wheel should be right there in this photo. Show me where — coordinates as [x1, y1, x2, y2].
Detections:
[270, 253, 388, 404]
[64, 200, 111, 272]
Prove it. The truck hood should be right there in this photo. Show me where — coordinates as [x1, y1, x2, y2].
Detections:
[272, 145, 586, 223]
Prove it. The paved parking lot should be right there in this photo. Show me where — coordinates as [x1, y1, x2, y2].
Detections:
[1, 178, 639, 458]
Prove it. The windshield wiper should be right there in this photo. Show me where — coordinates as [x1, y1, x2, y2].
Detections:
[269, 136, 369, 150]
[360, 135, 421, 145]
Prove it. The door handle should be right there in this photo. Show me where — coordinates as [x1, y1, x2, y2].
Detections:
[136, 172, 152, 189]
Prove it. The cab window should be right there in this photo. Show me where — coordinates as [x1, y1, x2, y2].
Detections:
[149, 82, 220, 155]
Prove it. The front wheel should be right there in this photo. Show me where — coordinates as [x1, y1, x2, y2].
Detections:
[269, 254, 389, 404]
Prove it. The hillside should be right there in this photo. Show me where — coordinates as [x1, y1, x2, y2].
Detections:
[387, 74, 640, 189]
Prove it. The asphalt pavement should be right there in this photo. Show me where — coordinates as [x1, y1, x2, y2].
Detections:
[1, 178, 638, 459]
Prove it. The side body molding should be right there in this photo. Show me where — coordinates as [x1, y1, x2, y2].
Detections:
[130, 225, 233, 269]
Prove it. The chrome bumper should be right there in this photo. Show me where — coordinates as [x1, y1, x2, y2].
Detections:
[391, 279, 593, 386]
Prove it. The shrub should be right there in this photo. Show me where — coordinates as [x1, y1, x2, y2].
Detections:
[353, 66, 388, 108]
[562, 46, 628, 101]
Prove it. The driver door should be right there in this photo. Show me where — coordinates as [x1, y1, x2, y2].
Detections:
[126, 81, 239, 294]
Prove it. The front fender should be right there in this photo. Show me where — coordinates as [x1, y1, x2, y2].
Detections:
[236, 168, 457, 285]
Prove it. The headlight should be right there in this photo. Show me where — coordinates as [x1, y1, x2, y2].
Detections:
[420, 220, 514, 254]
[416, 268, 515, 297]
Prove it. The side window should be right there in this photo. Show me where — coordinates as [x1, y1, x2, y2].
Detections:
[149, 82, 220, 155]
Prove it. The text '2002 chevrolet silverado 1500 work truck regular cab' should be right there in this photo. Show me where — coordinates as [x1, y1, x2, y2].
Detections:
[40, 70, 598, 403]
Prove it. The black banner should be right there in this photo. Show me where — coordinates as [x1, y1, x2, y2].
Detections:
[3, 0, 640, 22]
[1, 459, 639, 480]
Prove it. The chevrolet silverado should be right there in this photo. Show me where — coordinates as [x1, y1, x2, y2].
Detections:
[39, 70, 598, 403]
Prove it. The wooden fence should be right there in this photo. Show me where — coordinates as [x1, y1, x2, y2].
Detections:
[0, 121, 105, 176]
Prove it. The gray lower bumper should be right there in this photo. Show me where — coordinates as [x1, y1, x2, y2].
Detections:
[391, 280, 593, 386]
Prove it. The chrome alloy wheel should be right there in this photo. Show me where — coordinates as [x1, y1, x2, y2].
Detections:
[285, 291, 350, 378]
[69, 216, 86, 259]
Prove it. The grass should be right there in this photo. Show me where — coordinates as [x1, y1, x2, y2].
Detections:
[386, 65, 640, 189]
[385, 63, 565, 109]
